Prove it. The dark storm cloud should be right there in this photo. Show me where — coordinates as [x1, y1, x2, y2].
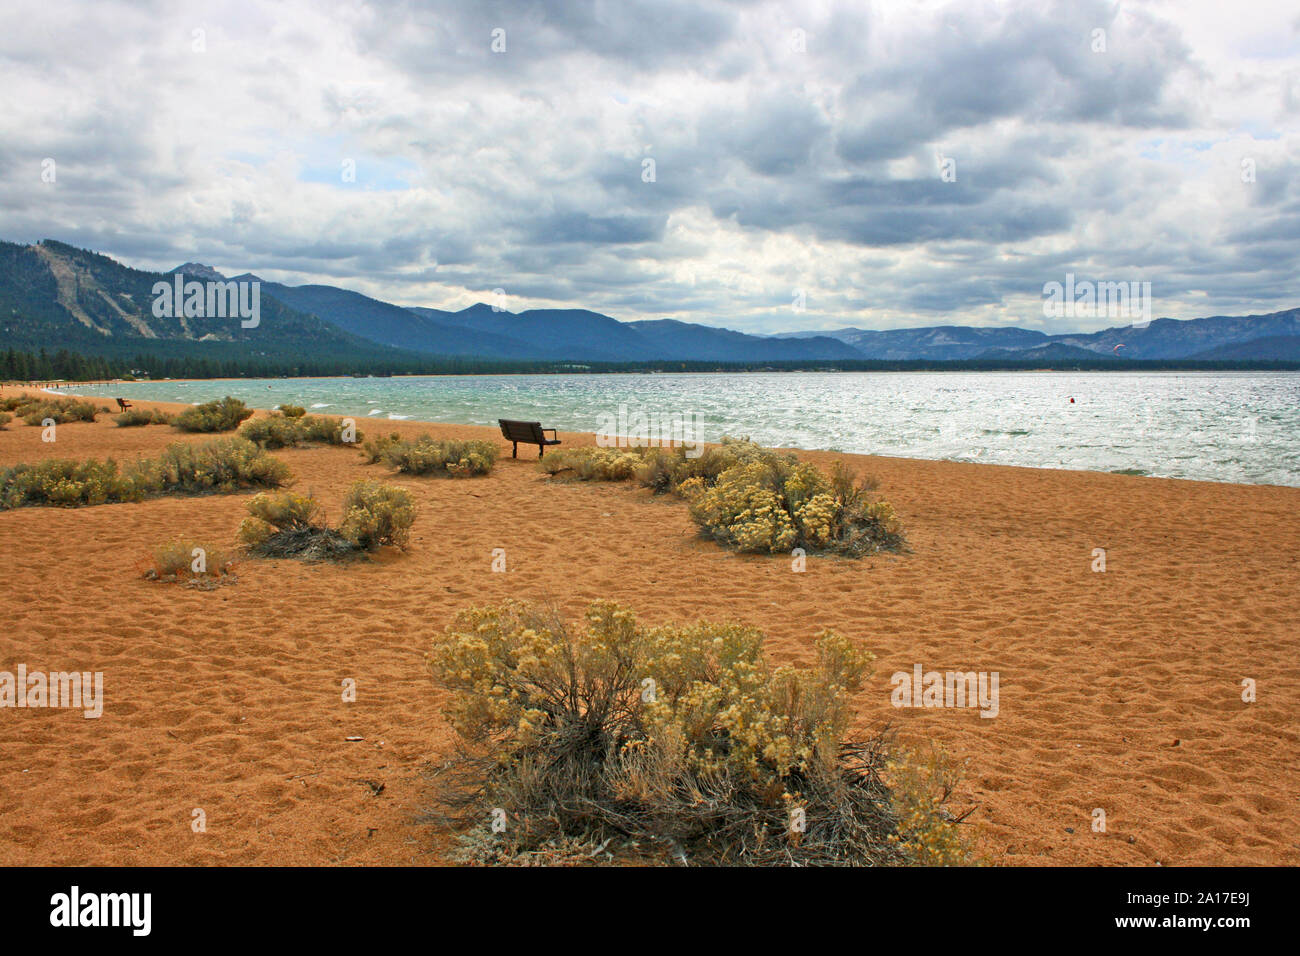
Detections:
[528, 211, 666, 244]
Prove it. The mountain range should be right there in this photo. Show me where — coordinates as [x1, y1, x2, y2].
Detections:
[1, 239, 1297, 365]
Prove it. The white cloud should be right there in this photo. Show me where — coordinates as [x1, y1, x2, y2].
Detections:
[1, 0, 1296, 333]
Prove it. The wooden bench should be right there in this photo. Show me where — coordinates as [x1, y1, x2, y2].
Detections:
[115, 398, 133, 411]
[498, 419, 561, 458]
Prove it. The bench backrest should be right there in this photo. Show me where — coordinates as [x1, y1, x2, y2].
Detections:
[499, 419, 546, 443]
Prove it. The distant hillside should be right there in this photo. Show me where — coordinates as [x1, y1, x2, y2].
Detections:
[1, 239, 1296, 367]
[260, 284, 539, 359]
[777, 325, 1051, 360]
[976, 342, 1105, 362]
[411, 305, 665, 361]
[0, 240, 411, 365]
[405, 305, 859, 362]
[780, 309, 1300, 361]
[1188, 335, 1300, 362]
[627, 318, 862, 362]
[1047, 310, 1300, 359]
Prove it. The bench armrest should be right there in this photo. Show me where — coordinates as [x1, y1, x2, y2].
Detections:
[543, 428, 558, 437]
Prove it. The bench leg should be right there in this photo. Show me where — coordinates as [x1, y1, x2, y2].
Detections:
[539, 445, 545, 458]
[512, 441, 518, 459]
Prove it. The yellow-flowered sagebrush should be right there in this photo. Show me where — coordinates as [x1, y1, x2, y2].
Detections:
[339, 479, 416, 550]
[0, 438, 289, 510]
[143, 538, 234, 585]
[539, 437, 905, 557]
[238, 481, 415, 559]
[428, 600, 969, 866]
[382, 436, 498, 477]
[537, 446, 646, 481]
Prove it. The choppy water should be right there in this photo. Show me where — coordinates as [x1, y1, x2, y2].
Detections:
[65, 371, 1300, 487]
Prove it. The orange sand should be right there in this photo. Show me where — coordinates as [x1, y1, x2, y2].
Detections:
[0, 387, 1296, 866]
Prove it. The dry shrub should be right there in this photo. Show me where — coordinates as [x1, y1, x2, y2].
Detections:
[885, 740, 971, 866]
[151, 437, 291, 493]
[0, 412, 10, 430]
[298, 415, 358, 446]
[339, 479, 416, 550]
[237, 489, 322, 547]
[239, 413, 303, 448]
[278, 404, 307, 418]
[113, 408, 172, 427]
[240, 412, 359, 448]
[16, 395, 99, 425]
[537, 437, 904, 557]
[359, 432, 402, 464]
[0, 438, 287, 509]
[172, 396, 253, 433]
[538, 446, 646, 481]
[687, 456, 903, 556]
[428, 600, 970, 866]
[143, 539, 234, 587]
[239, 482, 415, 559]
[0, 458, 134, 508]
[237, 489, 356, 561]
[382, 435, 497, 477]
[633, 438, 775, 493]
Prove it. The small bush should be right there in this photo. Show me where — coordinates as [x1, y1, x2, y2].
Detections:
[688, 456, 904, 556]
[539, 438, 777, 490]
[278, 404, 307, 418]
[339, 480, 416, 550]
[237, 489, 358, 560]
[634, 439, 778, 494]
[0, 438, 291, 509]
[240, 413, 360, 448]
[538, 446, 646, 481]
[537, 437, 904, 557]
[16, 396, 99, 426]
[172, 396, 253, 433]
[239, 414, 304, 449]
[687, 460, 800, 552]
[359, 432, 402, 464]
[382, 436, 497, 477]
[238, 482, 415, 559]
[298, 415, 359, 446]
[143, 539, 234, 585]
[113, 408, 172, 427]
[152, 437, 292, 493]
[428, 601, 970, 866]
[0, 412, 10, 429]
[238, 490, 323, 548]
[0, 458, 133, 508]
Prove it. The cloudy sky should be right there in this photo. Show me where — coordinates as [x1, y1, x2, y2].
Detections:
[2, 0, 1297, 333]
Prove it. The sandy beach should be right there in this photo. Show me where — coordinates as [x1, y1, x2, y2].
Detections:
[0, 386, 1296, 867]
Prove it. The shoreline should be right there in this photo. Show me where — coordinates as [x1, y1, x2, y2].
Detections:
[6, 383, 1294, 491]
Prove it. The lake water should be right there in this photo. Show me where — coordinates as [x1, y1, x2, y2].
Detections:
[64, 371, 1300, 487]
